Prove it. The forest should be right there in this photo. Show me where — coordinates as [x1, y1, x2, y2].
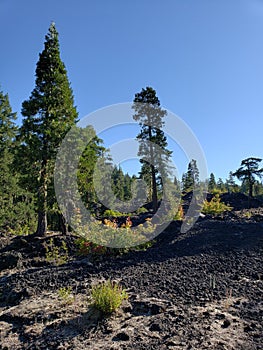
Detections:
[1, 23, 262, 238]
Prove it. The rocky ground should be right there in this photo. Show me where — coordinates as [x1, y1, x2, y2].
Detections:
[0, 197, 263, 349]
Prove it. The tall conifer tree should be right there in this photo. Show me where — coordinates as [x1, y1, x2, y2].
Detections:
[132, 87, 172, 212]
[20, 23, 78, 236]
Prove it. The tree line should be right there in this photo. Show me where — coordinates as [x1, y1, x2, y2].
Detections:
[1, 23, 262, 237]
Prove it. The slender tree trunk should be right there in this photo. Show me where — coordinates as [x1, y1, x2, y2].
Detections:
[59, 213, 68, 235]
[148, 125, 158, 212]
[151, 164, 158, 212]
[36, 157, 48, 236]
[36, 210, 47, 236]
[249, 182, 253, 198]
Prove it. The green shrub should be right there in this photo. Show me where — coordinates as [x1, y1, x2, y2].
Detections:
[210, 188, 223, 195]
[174, 205, 184, 221]
[75, 237, 107, 256]
[58, 286, 74, 304]
[202, 194, 232, 216]
[103, 209, 123, 217]
[9, 224, 33, 236]
[91, 280, 128, 314]
[136, 207, 148, 214]
[45, 238, 69, 266]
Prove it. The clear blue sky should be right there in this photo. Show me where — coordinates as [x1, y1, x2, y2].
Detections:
[1, 0, 263, 181]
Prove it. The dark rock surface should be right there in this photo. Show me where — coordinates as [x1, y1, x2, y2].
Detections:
[0, 205, 262, 349]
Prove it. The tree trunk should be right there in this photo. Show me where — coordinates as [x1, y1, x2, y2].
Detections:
[249, 182, 253, 198]
[59, 213, 68, 235]
[148, 125, 158, 212]
[151, 164, 158, 212]
[36, 157, 48, 236]
[36, 210, 47, 236]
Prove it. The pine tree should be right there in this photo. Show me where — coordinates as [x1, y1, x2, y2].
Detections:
[77, 128, 106, 212]
[233, 157, 263, 198]
[217, 178, 226, 192]
[182, 159, 199, 193]
[123, 173, 133, 201]
[138, 162, 152, 202]
[132, 87, 172, 212]
[225, 171, 239, 193]
[0, 88, 35, 232]
[208, 173, 216, 192]
[19, 23, 78, 236]
[0, 88, 18, 230]
[111, 166, 125, 201]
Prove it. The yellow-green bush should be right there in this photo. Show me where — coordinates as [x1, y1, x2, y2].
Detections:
[103, 209, 123, 217]
[91, 280, 128, 314]
[202, 194, 232, 216]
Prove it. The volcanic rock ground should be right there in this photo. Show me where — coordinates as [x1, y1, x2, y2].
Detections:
[0, 200, 263, 349]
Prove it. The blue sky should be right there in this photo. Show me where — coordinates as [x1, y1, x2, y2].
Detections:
[1, 0, 263, 181]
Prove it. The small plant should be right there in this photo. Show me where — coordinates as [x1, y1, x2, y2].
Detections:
[202, 194, 232, 216]
[91, 280, 128, 314]
[75, 237, 107, 256]
[120, 216, 132, 228]
[244, 211, 252, 219]
[209, 274, 216, 289]
[136, 207, 148, 214]
[9, 224, 35, 236]
[224, 287, 233, 310]
[58, 286, 74, 304]
[210, 188, 222, 195]
[103, 209, 123, 218]
[45, 238, 69, 266]
[134, 239, 155, 251]
[174, 205, 184, 221]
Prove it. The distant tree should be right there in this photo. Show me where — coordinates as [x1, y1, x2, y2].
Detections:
[0, 88, 36, 232]
[77, 129, 106, 212]
[225, 171, 239, 193]
[233, 157, 263, 198]
[253, 180, 263, 197]
[173, 176, 181, 192]
[112, 166, 125, 201]
[208, 173, 216, 192]
[123, 173, 133, 201]
[19, 23, 78, 236]
[217, 178, 226, 192]
[182, 159, 199, 193]
[111, 167, 135, 202]
[132, 87, 172, 212]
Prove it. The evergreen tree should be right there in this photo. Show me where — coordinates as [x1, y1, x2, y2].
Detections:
[182, 159, 199, 193]
[253, 180, 263, 197]
[217, 178, 226, 192]
[111, 166, 125, 201]
[138, 162, 152, 202]
[173, 176, 181, 192]
[233, 157, 263, 198]
[110, 166, 134, 203]
[123, 173, 133, 201]
[92, 151, 115, 213]
[19, 23, 78, 236]
[77, 129, 106, 212]
[132, 87, 172, 212]
[225, 171, 239, 193]
[0, 88, 35, 232]
[208, 173, 216, 192]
